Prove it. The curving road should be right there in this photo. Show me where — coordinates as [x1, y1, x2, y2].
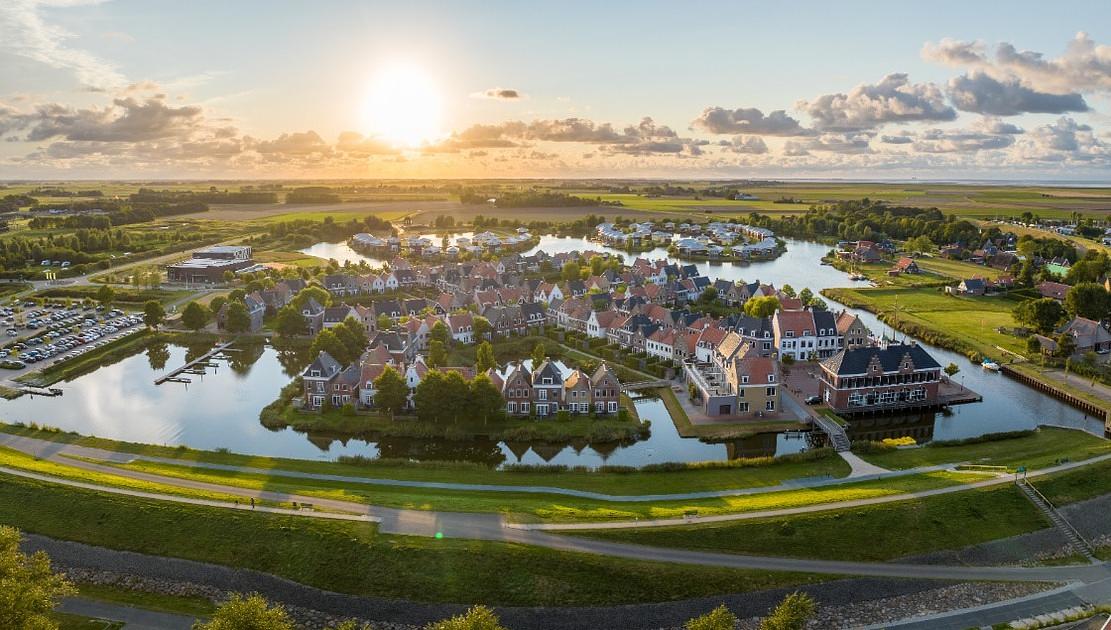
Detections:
[3, 432, 1111, 586]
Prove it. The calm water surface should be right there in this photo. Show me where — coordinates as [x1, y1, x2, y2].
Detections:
[3, 236, 1103, 464]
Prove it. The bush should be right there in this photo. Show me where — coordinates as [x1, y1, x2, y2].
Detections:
[926, 429, 1035, 448]
[851, 440, 896, 454]
[340, 403, 356, 416]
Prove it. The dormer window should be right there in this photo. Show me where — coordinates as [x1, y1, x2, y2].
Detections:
[768, 374, 775, 382]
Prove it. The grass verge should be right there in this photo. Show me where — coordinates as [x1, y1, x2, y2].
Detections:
[1, 473, 827, 606]
[855, 427, 1111, 471]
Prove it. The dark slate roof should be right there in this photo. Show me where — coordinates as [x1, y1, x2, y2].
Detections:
[521, 302, 545, 319]
[812, 309, 837, 334]
[733, 315, 772, 337]
[821, 343, 942, 376]
[692, 276, 711, 289]
[531, 359, 563, 385]
[962, 277, 986, 291]
[304, 351, 342, 377]
[373, 300, 401, 316]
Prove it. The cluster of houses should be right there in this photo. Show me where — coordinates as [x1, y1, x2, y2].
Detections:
[264, 245, 954, 419]
[351, 229, 535, 259]
[594, 221, 780, 259]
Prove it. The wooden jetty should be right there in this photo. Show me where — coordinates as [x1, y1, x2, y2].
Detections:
[154, 341, 235, 385]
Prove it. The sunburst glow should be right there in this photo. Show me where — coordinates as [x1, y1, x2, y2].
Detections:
[362, 62, 443, 148]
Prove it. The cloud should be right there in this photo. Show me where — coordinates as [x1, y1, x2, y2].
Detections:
[924, 33, 1111, 95]
[0, 0, 127, 90]
[15, 96, 203, 142]
[335, 131, 399, 156]
[971, 117, 1024, 135]
[248, 131, 332, 157]
[798, 73, 956, 131]
[880, 132, 914, 145]
[429, 116, 704, 155]
[1029, 116, 1095, 152]
[718, 135, 769, 154]
[912, 127, 1017, 153]
[947, 72, 1088, 116]
[784, 133, 873, 155]
[691, 107, 812, 136]
[471, 87, 525, 100]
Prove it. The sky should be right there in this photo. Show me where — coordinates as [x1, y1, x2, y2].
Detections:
[2, 0, 1111, 180]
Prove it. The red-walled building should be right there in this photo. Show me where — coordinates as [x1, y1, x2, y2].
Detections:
[818, 343, 942, 414]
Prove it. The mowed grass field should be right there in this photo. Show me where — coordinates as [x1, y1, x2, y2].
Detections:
[823, 286, 1027, 358]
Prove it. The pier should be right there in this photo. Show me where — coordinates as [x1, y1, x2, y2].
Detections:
[20, 386, 63, 397]
[154, 341, 235, 385]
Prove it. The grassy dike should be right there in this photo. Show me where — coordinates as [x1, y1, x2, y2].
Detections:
[0, 423, 850, 495]
[0, 473, 828, 606]
[854, 427, 1111, 471]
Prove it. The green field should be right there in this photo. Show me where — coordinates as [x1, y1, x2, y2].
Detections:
[823, 286, 1026, 359]
[0, 473, 827, 606]
[574, 484, 1049, 562]
[855, 427, 1111, 471]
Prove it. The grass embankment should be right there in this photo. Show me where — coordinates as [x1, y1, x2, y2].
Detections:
[0, 422, 850, 495]
[575, 485, 1049, 562]
[0, 473, 827, 606]
[1035, 457, 1111, 505]
[76, 583, 217, 617]
[82, 455, 978, 523]
[0, 446, 282, 508]
[34, 286, 193, 306]
[856, 427, 1111, 471]
[822, 286, 1026, 360]
[658, 387, 807, 439]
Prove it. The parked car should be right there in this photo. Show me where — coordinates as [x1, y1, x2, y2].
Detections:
[804, 395, 821, 405]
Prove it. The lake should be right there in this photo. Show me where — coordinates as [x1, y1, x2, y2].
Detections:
[2, 235, 1103, 464]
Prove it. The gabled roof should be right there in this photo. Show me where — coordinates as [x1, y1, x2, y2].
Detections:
[821, 343, 942, 376]
[304, 351, 342, 378]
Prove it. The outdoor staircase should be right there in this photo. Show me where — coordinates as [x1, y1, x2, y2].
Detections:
[811, 414, 851, 452]
[1017, 478, 1098, 563]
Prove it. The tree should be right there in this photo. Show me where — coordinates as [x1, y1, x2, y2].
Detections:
[904, 235, 934, 254]
[531, 342, 546, 367]
[1064, 282, 1111, 320]
[142, 299, 165, 329]
[475, 341, 496, 373]
[291, 285, 330, 310]
[473, 316, 493, 341]
[798, 287, 814, 305]
[274, 305, 306, 337]
[560, 261, 581, 283]
[222, 270, 236, 284]
[698, 286, 718, 305]
[376, 313, 392, 331]
[759, 592, 817, 630]
[685, 604, 738, 630]
[334, 317, 368, 358]
[310, 329, 349, 364]
[425, 605, 507, 630]
[1012, 298, 1065, 334]
[373, 366, 409, 417]
[744, 296, 780, 318]
[181, 301, 210, 332]
[1056, 332, 1077, 358]
[430, 320, 450, 345]
[225, 300, 252, 334]
[413, 371, 448, 422]
[428, 340, 447, 368]
[194, 593, 295, 630]
[1026, 335, 1043, 357]
[0, 526, 75, 630]
[470, 374, 505, 423]
[808, 298, 828, 311]
[95, 284, 114, 308]
[780, 284, 796, 298]
[441, 371, 472, 421]
[209, 295, 228, 317]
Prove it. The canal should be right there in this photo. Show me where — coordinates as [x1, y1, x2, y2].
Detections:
[0, 236, 1102, 465]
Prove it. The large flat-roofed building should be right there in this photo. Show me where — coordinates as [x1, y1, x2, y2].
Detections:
[167, 245, 254, 283]
[193, 245, 252, 260]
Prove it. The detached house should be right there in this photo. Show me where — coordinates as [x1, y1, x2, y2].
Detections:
[818, 343, 942, 414]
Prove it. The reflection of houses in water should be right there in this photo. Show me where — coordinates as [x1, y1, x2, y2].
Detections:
[723, 430, 814, 459]
[503, 441, 531, 462]
[588, 441, 621, 460]
[846, 413, 936, 444]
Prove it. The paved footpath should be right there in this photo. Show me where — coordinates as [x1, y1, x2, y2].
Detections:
[4, 434, 1111, 587]
[0, 432, 996, 503]
[57, 597, 196, 630]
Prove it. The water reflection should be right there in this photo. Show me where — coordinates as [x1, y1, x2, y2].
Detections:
[4, 235, 1105, 464]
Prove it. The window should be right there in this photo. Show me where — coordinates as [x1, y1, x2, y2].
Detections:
[738, 402, 749, 412]
[741, 375, 749, 384]
[766, 386, 776, 397]
[785, 330, 794, 338]
[768, 374, 775, 382]
[765, 399, 775, 411]
[520, 402, 529, 413]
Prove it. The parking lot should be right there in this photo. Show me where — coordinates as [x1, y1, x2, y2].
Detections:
[1, 300, 145, 378]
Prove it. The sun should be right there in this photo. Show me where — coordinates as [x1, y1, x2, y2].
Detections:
[362, 62, 443, 148]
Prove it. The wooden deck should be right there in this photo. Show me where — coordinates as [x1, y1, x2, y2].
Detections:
[154, 341, 235, 385]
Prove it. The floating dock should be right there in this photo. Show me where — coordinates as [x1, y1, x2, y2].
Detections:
[154, 341, 235, 385]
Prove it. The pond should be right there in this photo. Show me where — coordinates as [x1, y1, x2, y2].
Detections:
[3, 235, 1104, 465]
[0, 340, 812, 465]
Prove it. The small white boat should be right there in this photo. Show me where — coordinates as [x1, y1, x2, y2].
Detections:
[981, 360, 1001, 371]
